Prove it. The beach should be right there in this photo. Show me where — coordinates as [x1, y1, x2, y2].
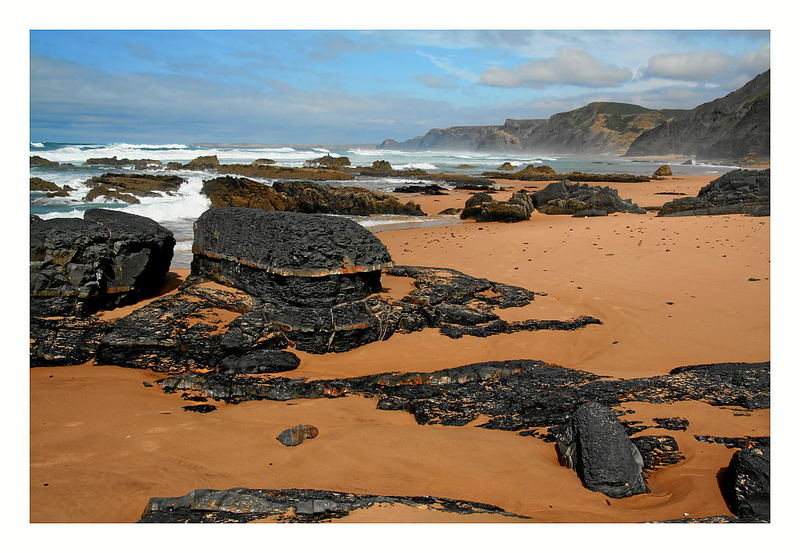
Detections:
[30, 172, 769, 523]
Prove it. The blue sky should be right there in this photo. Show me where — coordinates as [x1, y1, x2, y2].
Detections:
[30, 30, 770, 145]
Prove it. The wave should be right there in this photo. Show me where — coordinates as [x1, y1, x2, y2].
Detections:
[394, 163, 437, 170]
[30, 142, 44, 148]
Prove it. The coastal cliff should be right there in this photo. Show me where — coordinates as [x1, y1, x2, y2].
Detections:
[625, 71, 770, 160]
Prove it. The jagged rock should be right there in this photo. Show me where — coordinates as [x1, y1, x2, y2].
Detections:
[30, 177, 63, 193]
[460, 190, 534, 222]
[533, 180, 645, 215]
[372, 160, 391, 170]
[496, 162, 515, 170]
[693, 436, 770, 449]
[721, 445, 770, 521]
[191, 208, 392, 307]
[30, 209, 175, 317]
[658, 169, 769, 217]
[631, 435, 685, 470]
[220, 349, 300, 375]
[653, 165, 672, 177]
[84, 157, 162, 169]
[304, 155, 350, 168]
[202, 177, 424, 216]
[139, 488, 527, 523]
[184, 155, 220, 170]
[276, 424, 319, 446]
[553, 402, 648, 498]
[30, 316, 112, 366]
[653, 417, 689, 431]
[30, 155, 60, 166]
[83, 173, 185, 204]
[393, 184, 448, 195]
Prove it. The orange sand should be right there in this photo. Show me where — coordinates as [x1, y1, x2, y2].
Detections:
[30, 173, 769, 522]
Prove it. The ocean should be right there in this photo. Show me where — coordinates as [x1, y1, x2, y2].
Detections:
[29, 141, 740, 268]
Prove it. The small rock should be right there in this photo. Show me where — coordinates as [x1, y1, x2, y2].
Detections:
[276, 424, 319, 447]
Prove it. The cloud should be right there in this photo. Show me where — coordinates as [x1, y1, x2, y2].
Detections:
[480, 48, 633, 88]
[415, 74, 458, 89]
[416, 51, 479, 82]
[643, 43, 769, 82]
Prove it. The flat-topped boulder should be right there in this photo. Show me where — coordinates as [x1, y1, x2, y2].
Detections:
[83, 173, 185, 204]
[30, 209, 175, 316]
[191, 207, 393, 307]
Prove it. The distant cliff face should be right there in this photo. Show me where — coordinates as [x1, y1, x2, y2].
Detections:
[381, 103, 683, 155]
[625, 71, 770, 160]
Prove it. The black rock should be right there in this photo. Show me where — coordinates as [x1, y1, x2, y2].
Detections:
[554, 402, 648, 498]
[533, 180, 645, 216]
[659, 169, 769, 217]
[183, 404, 217, 413]
[30, 209, 175, 316]
[220, 349, 300, 375]
[631, 435, 685, 470]
[653, 417, 689, 431]
[721, 445, 770, 521]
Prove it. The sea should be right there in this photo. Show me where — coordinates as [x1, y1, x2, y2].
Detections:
[29, 141, 740, 268]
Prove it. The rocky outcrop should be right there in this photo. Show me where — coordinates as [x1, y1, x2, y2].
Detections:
[658, 169, 769, 217]
[304, 155, 350, 168]
[191, 208, 392, 307]
[721, 445, 770, 521]
[215, 164, 354, 181]
[393, 184, 448, 195]
[460, 190, 534, 222]
[483, 167, 649, 183]
[30, 155, 60, 167]
[30, 316, 113, 366]
[30, 209, 175, 317]
[553, 402, 648, 498]
[251, 158, 275, 165]
[533, 180, 645, 216]
[30, 177, 71, 197]
[202, 177, 424, 216]
[84, 157, 163, 169]
[139, 488, 527, 523]
[184, 155, 220, 170]
[83, 173, 185, 204]
[626, 71, 770, 161]
[384, 103, 685, 155]
[496, 162, 516, 170]
[276, 424, 319, 447]
[653, 165, 672, 177]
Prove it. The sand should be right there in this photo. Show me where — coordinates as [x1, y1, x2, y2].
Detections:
[29, 173, 770, 523]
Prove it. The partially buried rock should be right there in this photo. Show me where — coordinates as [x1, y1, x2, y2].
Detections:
[220, 349, 300, 375]
[554, 402, 648, 498]
[721, 445, 770, 521]
[276, 424, 319, 447]
[653, 165, 672, 177]
[191, 207, 393, 307]
[31, 209, 175, 316]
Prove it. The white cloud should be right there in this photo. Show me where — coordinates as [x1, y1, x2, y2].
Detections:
[416, 51, 479, 82]
[479, 48, 633, 88]
[643, 44, 769, 82]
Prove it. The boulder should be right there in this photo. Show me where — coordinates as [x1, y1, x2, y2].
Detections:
[438, 208, 462, 215]
[30, 155, 59, 167]
[83, 173, 185, 204]
[184, 155, 220, 170]
[496, 162, 516, 170]
[30, 177, 64, 194]
[191, 207, 393, 307]
[372, 160, 392, 171]
[658, 169, 769, 217]
[393, 184, 448, 195]
[276, 424, 319, 447]
[219, 349, 300, 375]
[517, 164, 556, 177]
[304, 155, 350, 168]
[653, 165, 672, 177]
[533, 179, 645, 216]
[251, 158, 276, 165]
[721, 445, 770, 520]
[554, 402, 648, 498]
[460, 190, 534, 222]
[30, 209, 175, 316]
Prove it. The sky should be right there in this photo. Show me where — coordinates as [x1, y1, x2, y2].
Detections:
[29, 30, 770, 145]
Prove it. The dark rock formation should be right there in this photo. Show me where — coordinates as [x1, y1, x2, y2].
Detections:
[631, 435, 685, 470]
[30, 316, 112, 366]
[84, 156, 163, 169]
[213, 164, 354, 181]
[653, 165, 672, 177]
[496, 162, 516, 170]
[460, 190, 534, 222]
[658, 169, 769, 217]
[438, 208, 461, 215]
[220, 349, 300, 375]
[532, 180, 645, 216]
[653, 417, 689, 431]
[276, 424, 319, 446]
[184, 155, 220, 170]
[721, 445, 770, 521]
[139, 488, 527, 523]
[83, 173, 185, 204]
[694, 436, 770, 449]
[483, 168, 650, 183]
[393, 184, 448, 195]
[191, 208, 392, 307]
[166, 162, 183, 170]
[30, 177, 70, 197]
[251, 158, 276, 165]
[202, 177, 424, 216]
[30, 209, 175, 317]
[30, 155, 60, 166]
[372, 160, 391, 171]
[553, 402, 648, 498]
[304, 155, 350, 168]
[626, 71, 769, 161]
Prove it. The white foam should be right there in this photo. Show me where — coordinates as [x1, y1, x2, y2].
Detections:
[394, 163, 437, 170]
[30, 142, 44, 148]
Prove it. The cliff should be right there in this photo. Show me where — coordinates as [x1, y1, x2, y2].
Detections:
[625, 71, 770, 160]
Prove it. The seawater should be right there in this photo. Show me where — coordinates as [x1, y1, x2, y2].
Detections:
[30, 142, 738, 267]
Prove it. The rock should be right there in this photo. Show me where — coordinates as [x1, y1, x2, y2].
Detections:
[653, 417, 689, 431]
[372, 160, 392, 171]
[139, 487, 527, 523]
[653, 165, 672, 177]
[30, 155, 60, 166]
[517, 164, 556, 177]
[183, 404, 217, 413]
[184, 155, 220, 170]
[460, 190, 534, 222]
[554, 402, 648, 498]
[30, 316, 112, 366]
[30, 177, 66, 195]
[191, 208, 392, 307]
[166, 162, 183, 170]
[30, 209, 175, 316]
[251, 158, 275, 165]
[483, 168, 650, 183]
[533, 179, 645, 215]
[213, 164, 354, 181]
[304, 155, 350, 168]
[438, 208, 461, 215]
[202, 177, 424, 216]
[220, 349, 300, 375]
[276, 424, 319, 446]
[84, 156, 162, 169]
[393, 184, 448, 195]
[496, 162, 515, 170]
[456, 164, 474, 169]
[83, 173, 185, 204]
[658, 169, 769, 217]
[721, 445, 770, 521]
[631, 435, 685, 470]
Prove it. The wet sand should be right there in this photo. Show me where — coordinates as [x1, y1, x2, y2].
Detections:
[30, 173, 769, 522]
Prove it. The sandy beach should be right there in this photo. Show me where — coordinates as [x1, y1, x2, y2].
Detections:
[29, 173, 769, 522]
